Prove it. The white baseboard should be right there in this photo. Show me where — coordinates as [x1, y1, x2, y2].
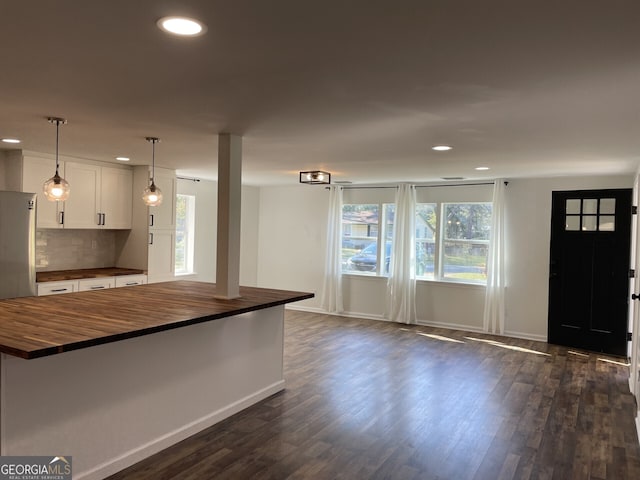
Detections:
[503, 330, 547, 342]
[77, 380, 285, 480]
[417, 319, 485, 333]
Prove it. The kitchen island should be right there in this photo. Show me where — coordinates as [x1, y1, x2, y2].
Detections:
[0, 281, 313, 479]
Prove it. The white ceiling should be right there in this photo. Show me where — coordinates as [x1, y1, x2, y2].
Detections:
[1, 0, 639, 186]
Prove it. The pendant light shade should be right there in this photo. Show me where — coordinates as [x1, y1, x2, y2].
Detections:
[43, 117, 70, 202]
[142, 137, 163, 206]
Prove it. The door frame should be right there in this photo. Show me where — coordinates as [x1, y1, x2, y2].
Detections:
[629, 174, 640, 440]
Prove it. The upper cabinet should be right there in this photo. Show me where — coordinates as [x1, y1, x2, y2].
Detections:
[22, 155, 64, 228]
[148, 169, 176, 230]
[101, 167, 133, 229]
[7, 153, 132, 230]
[64, 162, 132, 229]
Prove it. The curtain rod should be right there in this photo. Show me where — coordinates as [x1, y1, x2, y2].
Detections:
[327, 181, 507, 190]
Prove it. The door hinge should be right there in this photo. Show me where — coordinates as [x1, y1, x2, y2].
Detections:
[630, 269, 636, 278]
[633, 206, 638, 215]
[627, 332, 633, 342]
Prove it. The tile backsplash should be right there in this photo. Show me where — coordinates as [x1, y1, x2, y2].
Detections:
[36, 229, 117, 271]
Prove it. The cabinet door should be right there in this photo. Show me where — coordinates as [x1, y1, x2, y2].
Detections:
[22, 156, 63, 228]
[101, 167, 132, 229]
[148, 230, 175, 283]
[148, 170, 176, 230]
[64, 162, 101, 228]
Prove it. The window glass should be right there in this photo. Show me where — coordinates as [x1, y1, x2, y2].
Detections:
[566, 199, 581, 214]
[442, 203, 491, 283]
[416, 203, 437, 279]
[175, 194, 196, 275]
[600, 198, 616, 215]
[342, 204, 379, 274]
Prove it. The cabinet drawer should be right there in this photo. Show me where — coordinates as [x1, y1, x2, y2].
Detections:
[114, 275, 147, 288]
[37, 281, 77, 296]
[78, 278, 113, 292]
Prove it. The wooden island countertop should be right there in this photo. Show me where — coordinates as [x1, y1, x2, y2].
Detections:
[0, 280, 313, 359]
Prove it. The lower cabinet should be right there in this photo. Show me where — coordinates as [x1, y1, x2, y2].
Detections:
[37, 275, 147, 296]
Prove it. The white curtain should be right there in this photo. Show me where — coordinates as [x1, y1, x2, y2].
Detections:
[483, 180, 506, 334]
[320, 186, 344, 313]
[386, 184, 417, 324]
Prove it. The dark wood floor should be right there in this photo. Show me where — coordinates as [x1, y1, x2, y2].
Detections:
[107, 311, 640, 480]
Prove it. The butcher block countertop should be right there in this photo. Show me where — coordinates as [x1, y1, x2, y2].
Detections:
[0, 281, 313, 359]
[36, 267, 146, 282]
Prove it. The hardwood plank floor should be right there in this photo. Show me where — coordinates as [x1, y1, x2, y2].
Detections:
[107, 311, 640, 479]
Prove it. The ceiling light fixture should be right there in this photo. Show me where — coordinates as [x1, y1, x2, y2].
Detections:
[142, 137, 163, 206]
[157, 16, 206, 36]
[299, 170, 331, 185]
[432, 145, 452, 151]
[1, 138, 21, 144]
[43, 117, 70, 202]
[475, 166, 490, 171]
[115, 156, 130, 162]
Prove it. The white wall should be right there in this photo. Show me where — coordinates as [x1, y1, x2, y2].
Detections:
[257, 175, 635, 341]
[504, 175, 633, 340]
[257, 185, 328, 303]
[177, 178, 259, 286]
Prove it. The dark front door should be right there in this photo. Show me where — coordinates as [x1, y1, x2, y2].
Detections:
[548, 189, 632, 356]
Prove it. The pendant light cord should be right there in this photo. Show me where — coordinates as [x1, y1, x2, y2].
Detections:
[55, 120, 60, 175]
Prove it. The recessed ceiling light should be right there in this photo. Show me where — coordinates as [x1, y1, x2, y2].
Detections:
[475, 166, 490, 171]
[157, 16, 206, 36]
[432, 145, 452, 151]
[2, 138, 21, 144]
[115, 156, 130, 162]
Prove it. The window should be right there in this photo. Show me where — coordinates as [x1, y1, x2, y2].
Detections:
[416, 203, 437, 279]
[342, 200, 492, 284]
[342, 204, 394, 275]
[441, 203, 491, 283]
[175, 194, 195, 275]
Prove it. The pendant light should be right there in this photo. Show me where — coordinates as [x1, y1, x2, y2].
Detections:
[142, 137, 163, 206]
[43, 117, 70, 202]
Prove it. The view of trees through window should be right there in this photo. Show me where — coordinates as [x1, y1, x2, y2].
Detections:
[175, 194, 195, 275]
[341, 202, 492, 283]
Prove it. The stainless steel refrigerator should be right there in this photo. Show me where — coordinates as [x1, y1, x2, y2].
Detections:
[0, 191, 37, 299]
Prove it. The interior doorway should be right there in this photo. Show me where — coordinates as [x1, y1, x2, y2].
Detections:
[548, 188, 632, 356]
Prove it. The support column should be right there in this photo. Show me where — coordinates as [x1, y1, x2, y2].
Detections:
[215, 133, 242, 299]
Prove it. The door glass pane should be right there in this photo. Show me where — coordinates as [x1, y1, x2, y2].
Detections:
[565, 216, 580, 231]
[566, 199, 581, 214]
[599, 216, 615, 231]
[583, 199, 598, 215]
[600, 198, 616, 214]
[582, 216, 597, 231]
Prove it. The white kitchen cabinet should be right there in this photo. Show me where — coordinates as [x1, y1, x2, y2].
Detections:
[64, 162, 132, 229]
[77, 277, 113, 292]
[148, 169, 176, 230]
[22, 156, 64, 229]
[37, 274, 147, 296]
[114, 274, 147, 287]
[63, 162, 100, 228]
[148, 230, 176, 283]
[101, 166, 133, 229]
[37, 280, 77, 296]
